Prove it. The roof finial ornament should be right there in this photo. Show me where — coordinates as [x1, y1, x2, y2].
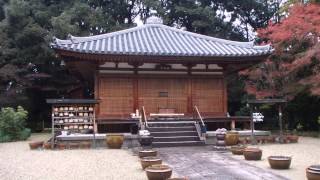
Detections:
[145, 13, 163, 25]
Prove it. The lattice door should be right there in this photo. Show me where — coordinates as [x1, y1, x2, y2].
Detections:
[99, 77, 134, 116]
[192, 78, 224, 113]
[138, 78, 188, 115]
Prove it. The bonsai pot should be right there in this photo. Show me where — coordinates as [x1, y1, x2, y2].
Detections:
[243, 148, 262, 160]
[225, 131, 239, 146]
[267, 136, 276, 143]
[268, 156, 292, 169]
[145, 164, 172, 180]
[140, 157, 162, 169]
[29, 141, 44, 150]
[287, 135, 299, 143]
[216, 140, 225, 146]
[139, 150, 157, 158]
[230, 145, 247, 155]
[57, 143, 66, 150]
[139, 136, 154, 147]
[69, 142, 80, 149]
[106, 134, 124, 149]
[43, 142, 52, 150]
[130, 124, 139, 134]
[80, 142, 92, 149]
[216, 133, 225, 140]
[306, 165, 320, 180]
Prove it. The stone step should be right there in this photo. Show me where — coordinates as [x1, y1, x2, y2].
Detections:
[148, 126, 196, 132]
[150, 131, 198, 137]
[147, 121, 195, 127]
[152, 141, 205, 147]
[149, 118, 194, 121]
[153, 136, 200, 142]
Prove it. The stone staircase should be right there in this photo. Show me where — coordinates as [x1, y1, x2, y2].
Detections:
[147, 120, 205, 147]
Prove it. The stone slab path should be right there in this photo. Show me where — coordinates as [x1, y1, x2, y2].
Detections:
[157, 146, 288, 180]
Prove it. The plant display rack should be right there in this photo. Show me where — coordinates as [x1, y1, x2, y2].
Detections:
[47, 99, 99, 148]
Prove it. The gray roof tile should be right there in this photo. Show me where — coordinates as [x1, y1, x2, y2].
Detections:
[51, 18, 272, 57]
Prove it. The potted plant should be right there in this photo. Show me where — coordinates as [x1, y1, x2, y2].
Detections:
[138, 130, 153, 147]
[140, 157, 162, 169]
[106, 134, 124, 149]
[69, 142, 80, 149]
[215, 128, 226, 147]
[268, 156, 292, 169]
[80, 141, 91, 149]
[57, 143, 66, 150]
[287, 135, 299, 143]
[43, 142, 52, 150]
[145, 164, 172, 180]
[29, 141, 44, 150]
[225, 131, 239, 146]
[243, 147, 262, 160]
[139, 136, 154, 147]
[230, 145, 247, 155]
[139, 150, 157, 158]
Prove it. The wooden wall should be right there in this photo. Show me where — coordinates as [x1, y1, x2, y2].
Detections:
[96, 74, 227, 119]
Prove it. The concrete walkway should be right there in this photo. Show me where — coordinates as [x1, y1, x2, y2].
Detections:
[157, 146, 288, 180]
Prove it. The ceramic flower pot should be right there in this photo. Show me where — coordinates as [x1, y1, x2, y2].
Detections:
[139, 150, 157, 158]
[69, 142, 80, 149]
[57, 143, 66, 150]
[43, 142, 52, 150]
[230, 145, 247, 155]
[287, 135, 299, 143]
[268, 156, 292, 169]
[306, 165, 320, 180]
[140, 157, 162, 169]
[106, 134, 124, 149]
[139, 136, 154, 147]
[29, 141, 44, 150]
[145, 164, 172, 180]
[267, 136, 276, 143]
[306, 169, 320, 180]
[225, 131, 239, 146]
[243, 148, 262, 160]
[216, 140, 225, 146]
[80, 142, 92, 149]
[216, 133, 226, 140]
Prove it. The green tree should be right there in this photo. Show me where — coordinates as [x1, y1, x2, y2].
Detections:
[0, 106, 31, 142]
[0, 0, 136, 130]
[0, 0, 279, 130]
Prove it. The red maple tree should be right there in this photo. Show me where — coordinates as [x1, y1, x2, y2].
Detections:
[241, 2, 320, 99]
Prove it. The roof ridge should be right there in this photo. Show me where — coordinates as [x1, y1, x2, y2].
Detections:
[158, 24, 253, 47]
[70, 24, 153, 43]
[53, 25, 148, 44]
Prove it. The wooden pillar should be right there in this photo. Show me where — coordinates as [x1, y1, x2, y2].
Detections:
[187, 77, 193, 115]
[129, 62, 143, 113]
[223, 77, 228, 114]
[183, 63, 195, 116]
[222, 66, 228, 114]
[94, 69, 100, 133]
[133, 76, 138, 112]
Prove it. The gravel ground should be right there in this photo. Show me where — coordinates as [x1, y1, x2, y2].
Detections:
[231, 136, 320, 180]
[0, 133, 147, 180]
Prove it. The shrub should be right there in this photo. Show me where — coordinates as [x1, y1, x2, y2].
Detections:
[0, 106, 31, 142]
